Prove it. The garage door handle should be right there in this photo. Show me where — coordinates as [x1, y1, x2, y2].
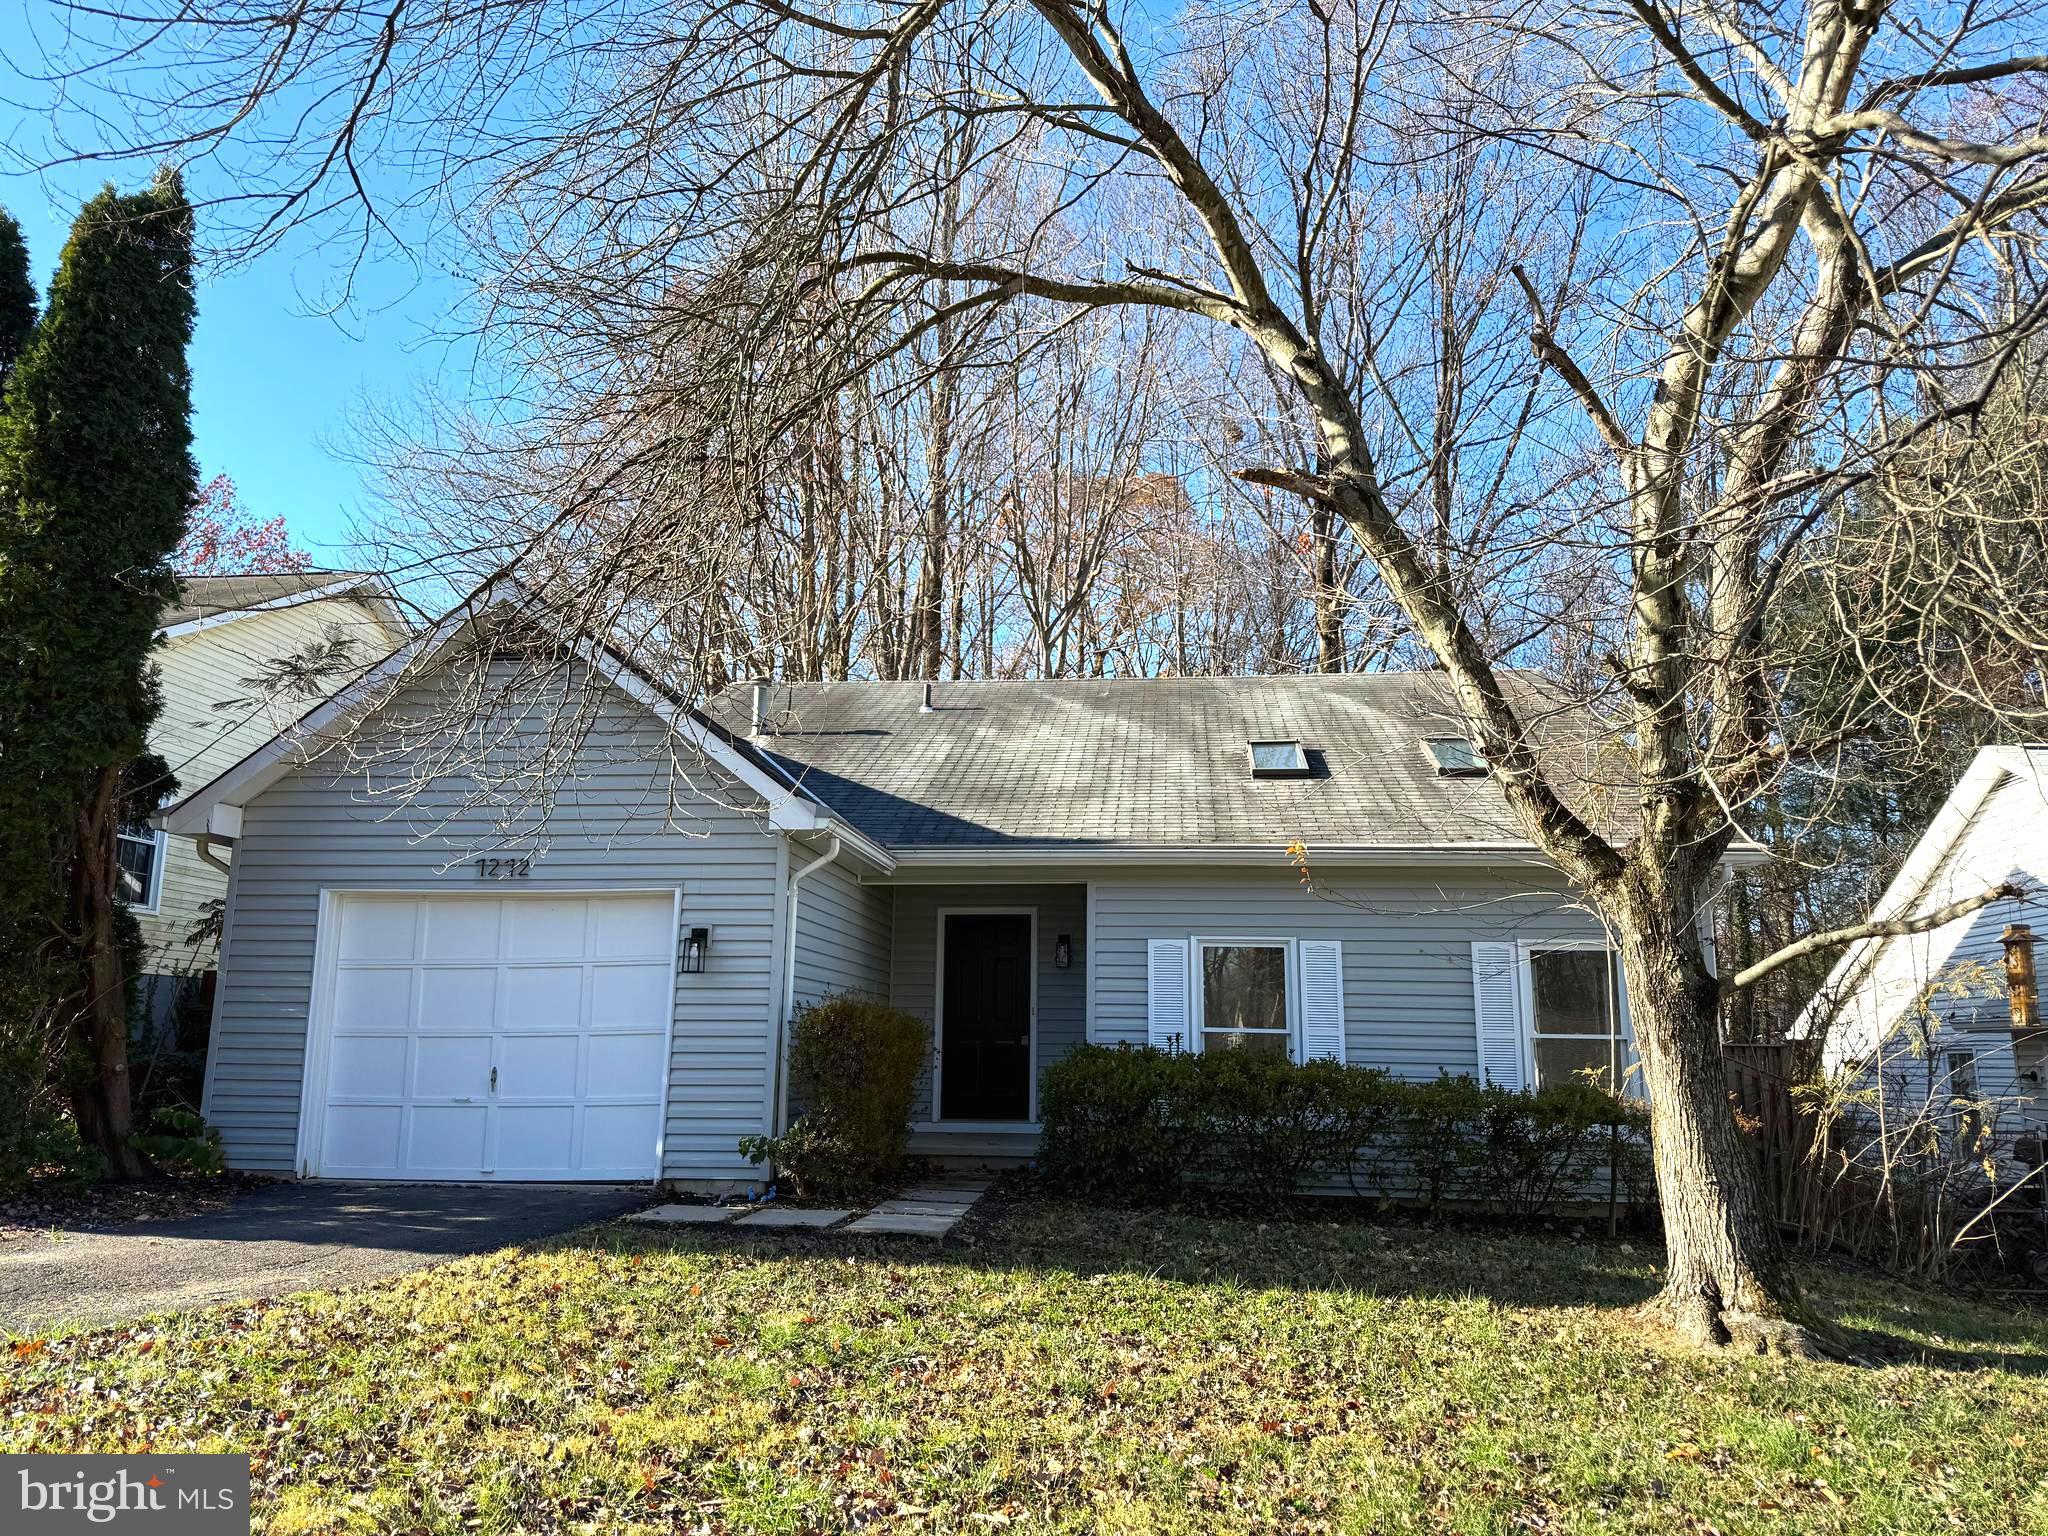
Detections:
[490, 1067, 498, 1093]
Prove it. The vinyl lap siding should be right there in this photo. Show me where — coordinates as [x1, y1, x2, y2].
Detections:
[1091, 867, 1609, 1078]
[790, 857, 892, 1008]
[1833, 770, 2048, 1131]
[201, 670, 782, 1182]
[139, 600, 401, 976]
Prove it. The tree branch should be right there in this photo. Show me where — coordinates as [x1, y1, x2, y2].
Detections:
[1728, 881, 2032, 993]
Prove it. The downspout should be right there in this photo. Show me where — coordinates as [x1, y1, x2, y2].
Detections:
[195, 834, 234, 875]
[771, 832, 842, 1136]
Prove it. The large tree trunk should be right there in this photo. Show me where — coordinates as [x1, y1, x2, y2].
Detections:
[1612, 886, 1830, 1356]
[67, 766, 147, 1179]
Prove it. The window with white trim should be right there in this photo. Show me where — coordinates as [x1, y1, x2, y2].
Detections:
[115, 825, 167, 913]
[1527, 947, 1622, 1091]
[1197, 941, 1292, 1057]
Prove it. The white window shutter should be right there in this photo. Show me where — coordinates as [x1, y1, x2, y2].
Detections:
[1470, 940, 1525, 1090]
[1147, 939, 1190, 1054]
[1298, 940, 1345, 1062]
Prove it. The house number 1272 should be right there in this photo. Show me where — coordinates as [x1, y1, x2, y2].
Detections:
[476, 857, 532, 879]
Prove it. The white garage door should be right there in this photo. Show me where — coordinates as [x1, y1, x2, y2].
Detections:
[312, 893, 676, 1181]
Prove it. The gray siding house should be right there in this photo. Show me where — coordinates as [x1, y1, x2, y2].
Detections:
[162, 588, 1683, 1189]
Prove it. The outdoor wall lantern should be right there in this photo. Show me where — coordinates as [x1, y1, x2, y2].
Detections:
[1054, 934, 1072, 970]
[681, 926, 712, 974]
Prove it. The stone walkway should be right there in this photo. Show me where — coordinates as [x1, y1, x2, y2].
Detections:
[627, 1176, 989, 1238]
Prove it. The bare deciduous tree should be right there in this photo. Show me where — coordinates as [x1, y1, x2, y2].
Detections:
[27, 0, 2048, 1353]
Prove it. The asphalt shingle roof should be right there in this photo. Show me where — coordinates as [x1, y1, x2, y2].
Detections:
[700, 673, 1631, 852]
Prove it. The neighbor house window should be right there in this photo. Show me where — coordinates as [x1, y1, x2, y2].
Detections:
[1425, 737, 1488, 776]
[116, 825, 166, 913]
[1528, 947, 1620, 1091]
[1947, 1049, 1981, 1144]
[1198, 942, 1292, 1057]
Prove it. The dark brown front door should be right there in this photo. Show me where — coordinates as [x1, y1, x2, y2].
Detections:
[940, 913, 1032, 1121]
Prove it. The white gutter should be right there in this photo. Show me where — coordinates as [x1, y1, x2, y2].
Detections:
[771, 832, 842, 1136]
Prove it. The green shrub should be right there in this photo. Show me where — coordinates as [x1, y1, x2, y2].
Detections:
[1194, 1051, 1400, 1197]
[1035, 1044, 1206, 1195]
[1037, 1045, 1651, 1211]
[128, 1106, 225, 1176]
[740, 995, 928, 1198]
[1379, 1072, 1472, 1209]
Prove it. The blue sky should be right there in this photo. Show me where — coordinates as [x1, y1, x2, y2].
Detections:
[0, 181, 455, 562]
[0, 8, 455, 564]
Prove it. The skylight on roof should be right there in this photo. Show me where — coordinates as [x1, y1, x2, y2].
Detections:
[1426, 737, 1488, 777]
[1248, 740, 1311, 778]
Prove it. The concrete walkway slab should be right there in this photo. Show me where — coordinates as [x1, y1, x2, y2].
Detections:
[733, 1207, 855, 1229]
[844, 1178, 991, 1238]
[846, 1211, 960, 1235]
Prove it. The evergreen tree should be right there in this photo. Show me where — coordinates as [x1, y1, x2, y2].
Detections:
[0, 171, 197, 1177]
[0, 209, 33, 389]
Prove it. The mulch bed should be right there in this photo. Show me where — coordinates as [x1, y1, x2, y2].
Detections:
[0, 1170, 268, 1241]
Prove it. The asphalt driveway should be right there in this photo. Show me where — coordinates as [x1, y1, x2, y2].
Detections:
[0, 1181, 648, 1333]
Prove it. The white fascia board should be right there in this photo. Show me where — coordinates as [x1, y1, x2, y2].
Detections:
[156, 575, 393, 640]
[885, 842, 1563, 869]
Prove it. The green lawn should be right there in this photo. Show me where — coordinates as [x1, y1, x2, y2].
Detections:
[4, 1198, 2045, 1534]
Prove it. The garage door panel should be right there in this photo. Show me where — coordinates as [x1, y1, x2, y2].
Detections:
[591, 964, 670, 1025]
[323, 1105, 403, 1171]
[498, 1033, 579, 1094]
[422, 901, 501, 961]
[338, 900, 417, 961]
[317, 893, 674, 1181]
[333, 967, 414, 1029]
[594, 900, 673, 958]
[413, 1034, 494, 1098]
[587, 1031, 665, 1090]
[581, 1103, 662, 1170]
[506, 898, 592, 959]
[506, 967, 584, 1029]
[417, 967, 500, 1031]
[409, 1106, 489, 1170]
[327, 1034, 408, 1099]
[495, 1106, 576, 1170]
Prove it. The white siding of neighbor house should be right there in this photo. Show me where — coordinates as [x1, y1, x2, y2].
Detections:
[790, 856, 893, 1009]
[199, 666, 785, 1183]
[889, 883, 1089, 1132]
[1825, 763, 2048, 1133]
[1090, 866, 1613, 1078]
[138, 599, 404, 980]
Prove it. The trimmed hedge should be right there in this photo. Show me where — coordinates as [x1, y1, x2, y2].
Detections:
[1038, 1044, 1652, 1216]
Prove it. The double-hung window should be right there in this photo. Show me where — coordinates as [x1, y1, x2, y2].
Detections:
[115, 825, 167, 913]
[1527, 947, 1623, 1091]
[1197, 941, 1292, 1057]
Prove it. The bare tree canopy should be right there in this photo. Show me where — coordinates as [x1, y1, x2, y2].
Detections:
[20, 0, 2048, 1353]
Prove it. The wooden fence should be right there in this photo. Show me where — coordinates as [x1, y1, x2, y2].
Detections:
[1721, 1040, 1820, 1226]
[1722, 1038, 2045, 1277]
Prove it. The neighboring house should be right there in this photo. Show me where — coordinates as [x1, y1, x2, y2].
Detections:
[129, 572, 410, 1027]
[160, 586, 1749, 1188]
[1797, 745, 2048, 1155]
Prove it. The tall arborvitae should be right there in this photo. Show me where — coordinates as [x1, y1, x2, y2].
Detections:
[0, 170, 197, 1177]
[0, 209, 34, 391]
